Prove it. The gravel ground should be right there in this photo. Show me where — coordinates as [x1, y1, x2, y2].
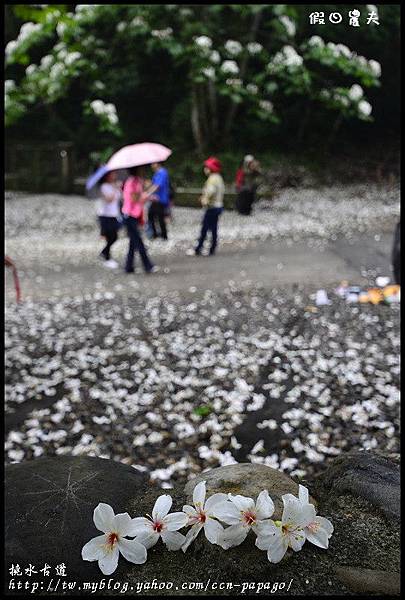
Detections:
[5, 184, 400, 488]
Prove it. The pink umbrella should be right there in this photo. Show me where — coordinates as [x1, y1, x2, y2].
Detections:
[107, 143, 172, 170]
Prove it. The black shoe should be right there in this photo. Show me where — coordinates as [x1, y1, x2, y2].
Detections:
[194, 248, 202, 256]
[125, 268, 134, 274]
[209, 250, 216, 256]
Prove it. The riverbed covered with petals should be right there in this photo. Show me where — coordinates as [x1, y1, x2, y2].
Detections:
[5, 283, 400, 487]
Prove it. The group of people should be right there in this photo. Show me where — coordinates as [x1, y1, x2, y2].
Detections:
[95, 153, 262, 274]
[96, 162, 170, 273]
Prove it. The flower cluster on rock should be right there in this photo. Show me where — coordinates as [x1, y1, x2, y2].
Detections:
[82, 482, 333, 574]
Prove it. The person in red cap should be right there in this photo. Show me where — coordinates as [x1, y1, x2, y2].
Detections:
[194, 157, 225, 256]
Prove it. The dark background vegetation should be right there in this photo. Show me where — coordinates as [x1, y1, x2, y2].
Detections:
[4, 4, 401, 186]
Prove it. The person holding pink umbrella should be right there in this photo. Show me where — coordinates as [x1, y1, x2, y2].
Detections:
[122, 166, 156, 274]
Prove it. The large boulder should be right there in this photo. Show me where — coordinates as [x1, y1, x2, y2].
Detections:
[5, 454, 401, 596]
[5, 456, 150, 592]
[313, 451, 400, 521]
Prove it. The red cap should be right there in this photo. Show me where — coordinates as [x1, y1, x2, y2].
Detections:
[204, 157, 222, 173]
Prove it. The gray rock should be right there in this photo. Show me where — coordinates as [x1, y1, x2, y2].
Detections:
[184, 463, 316, 520]
[5, 457, 400, 596]
[334, 567, 400, 595]
[314, 451, 400, 520]
[5, 456, 149, 587]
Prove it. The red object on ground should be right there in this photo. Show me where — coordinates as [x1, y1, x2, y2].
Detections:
[5, 256, 21, 303]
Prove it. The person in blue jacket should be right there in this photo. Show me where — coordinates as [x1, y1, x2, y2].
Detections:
[147, 162, 170, 240]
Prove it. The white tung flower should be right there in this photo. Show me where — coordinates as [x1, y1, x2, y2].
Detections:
[130, 495, 188, 551]
[81, 503, 147, 575]
[279, 15, 296, 37]
[131, 16, 146, 27]
[335, 44, 352, 58]
[40, 54, 54, 69]
[358, 99, 372, 117]
[259, 100, 273, 112]
[246, 83, 259, 94]
[226, 78, 242, 87]
[202, 67, 216, 80]
[209, 50, 221, 64]
[348, 83, 364, 101]
[5, 40, 18, 56]
[90, 99, 106, 114]
[255, 493, 316, 563]
[65, 51, 81, 65]
[26, 64, 37, 76]
[5, 80, 16, 93]
[308, 35, 324, 48]
[298, 485, 334, 549]
[247, 42, 263, 55]
[213, 491, 275, 549]
[220, 60, 239, 74]
[56, 22, 66, 37]
[369, 59, 381, 77]
[182, 481, 228, 551]
[194, 35, 212, 50]
[224, 39, 243, 56]
[367, 5, 379, 18]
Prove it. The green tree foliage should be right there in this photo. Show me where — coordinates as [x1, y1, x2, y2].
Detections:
[4, 4, 399, 160]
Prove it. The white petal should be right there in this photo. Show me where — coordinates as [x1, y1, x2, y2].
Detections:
[164, 511, 188, 531]
[229, 494, 255, 512]
[204, 493, 229, 512]
[152, 494, 172, 520]
[256, 490, 275, 520]
[135, 530, 159, 549]
[182, 504, 198, 518]
[298, 484, 309, 504]
[306, 528, 329, 549]
[204, 518, 225, 545]
[82, 534, 107, 561]
[219, 524, 248, 549]
[267, 534, 288, 563]
[316, 516, 334, 536]
[113, 512, 132, 536]
[93, 503, 115, 533]
[255, 519, 279, 537]
[192, 481, 206, 507]
[306, 517, 333, 549]
[211, 500, 241, 525]
[161, 530, 186, 551]
[288, 527, 306, 552]
[98, 546, 119, 575]
[118, 538, 147, 564]
[181, 523, 203, 552]
[255, 534, 275, 551]
[127, 517, 151, 537]
[282, 494, 316, 529]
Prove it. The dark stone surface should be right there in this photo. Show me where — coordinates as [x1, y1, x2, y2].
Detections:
[334, 566, 400, 595]
[313, 451, 400, 521]
[5, 456, 149, 593]
[5, 454, 401, 596]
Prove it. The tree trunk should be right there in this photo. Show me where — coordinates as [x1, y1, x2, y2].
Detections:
[223, 8, 264, 139]
[325, 113, 344, 152]
[190, 85, 205, 155]
[208, 79, 219, 147]
[297, 101, 312, 144]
